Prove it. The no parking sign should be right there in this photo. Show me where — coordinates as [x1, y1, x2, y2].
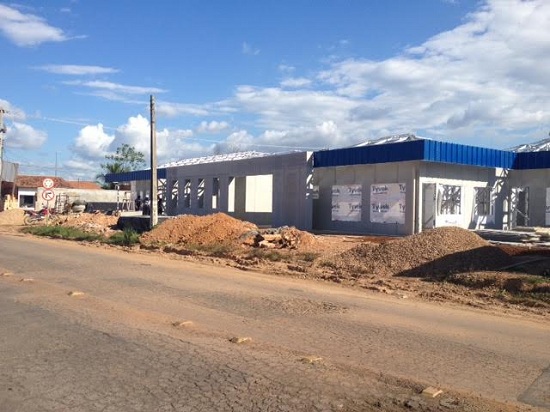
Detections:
[42, 178, 55, 189]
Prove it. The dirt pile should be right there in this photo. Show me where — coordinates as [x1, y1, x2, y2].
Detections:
[140, 213, 258, 246]
[0, 209, 25, 225]
[325, 227, 514, 278]
[57, 213, 120, 235]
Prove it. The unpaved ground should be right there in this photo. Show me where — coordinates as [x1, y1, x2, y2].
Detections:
[2, 210, 549, 319]
[1, 233, 548, 412]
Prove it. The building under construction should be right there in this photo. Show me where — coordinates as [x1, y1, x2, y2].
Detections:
[106, 134, 550, 236]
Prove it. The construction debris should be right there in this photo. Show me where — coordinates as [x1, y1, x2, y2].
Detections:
[229, 336, 252, 344]
[242, 226, 317, 249]
[299, 356, 323, 364]
[422, 387, 443, 398]
[475, 229, 549, 244]
[172, 320, 194, 328]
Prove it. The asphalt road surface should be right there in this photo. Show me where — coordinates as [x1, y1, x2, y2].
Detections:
[0, 232, 549, 411]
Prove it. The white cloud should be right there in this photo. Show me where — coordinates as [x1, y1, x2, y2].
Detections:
[157, 101, 211, 117]
[5, 122, 47, 149]
[37, 65, 119, 75]
[64, 80, 166, 95]
[67, 115, 205, 171]
[110, 115, 151, 156]
[221, 0, 550, 149]
[234, 85, 356, 137]
[0, 99, 26, 121]
[197, 120, 230, 133]
[212, 130, 255, 154]
[104, 115, 200, 163]
[278, 64, 295, 73]
[253, 122, 343, 151]
[280, 77, 312, 89]
[0, 4, 70, 46]
[242, 41, 260, 56]
[73, 123, 115, 159]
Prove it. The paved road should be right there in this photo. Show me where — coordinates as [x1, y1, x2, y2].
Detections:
[0, 233, 549, 411]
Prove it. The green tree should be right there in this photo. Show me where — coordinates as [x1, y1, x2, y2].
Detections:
[96, 144, 146, 188]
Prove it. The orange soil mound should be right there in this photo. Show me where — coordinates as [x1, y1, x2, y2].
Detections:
[140, 213, 258, 246]
[0, 209, 26, 225]
[328, 226, 513, 277]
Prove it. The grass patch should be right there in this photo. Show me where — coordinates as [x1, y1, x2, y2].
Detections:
[107, 228, 140, 246]
[296, 252, 320, 262]
[185, 242, 236, 258]
[22, 225, 103, 242]
[318, 259, 339, 269]
[245, 248, 286, 262]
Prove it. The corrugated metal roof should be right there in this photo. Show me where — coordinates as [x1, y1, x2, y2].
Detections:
[352, 133, 423, 147]
[508, 138, 550, 152]
[422, 140, 516, 168]
[160, 151, 269, 168]
[314, 140, 425, 167]
[106, 151, 272, 183]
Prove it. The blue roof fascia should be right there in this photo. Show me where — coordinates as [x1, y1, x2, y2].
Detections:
[313, 139, 516, 169]
[313, 140, 425, 168]
[513, 151, 550, 170]
[105, 168, 166, 183]
[422, 140, 515, 169]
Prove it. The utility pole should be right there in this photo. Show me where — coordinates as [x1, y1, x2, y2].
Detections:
[0, 108, 6, 182]
[149, 95, 158, 228]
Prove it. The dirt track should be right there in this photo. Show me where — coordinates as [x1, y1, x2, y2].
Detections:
[1, 209, 549, 319]
[1, 232, 549, 411]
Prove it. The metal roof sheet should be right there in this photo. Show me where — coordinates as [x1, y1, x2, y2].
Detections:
[314, 140, 517, 169]
[160, 151, 270, 168]
[508, 138, 550, 152]
[352, 133, 423, 147]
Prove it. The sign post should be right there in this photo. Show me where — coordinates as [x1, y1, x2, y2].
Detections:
[40, 178, 56, 209]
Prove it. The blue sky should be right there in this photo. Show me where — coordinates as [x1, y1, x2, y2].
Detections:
[1, 0, 550, 180]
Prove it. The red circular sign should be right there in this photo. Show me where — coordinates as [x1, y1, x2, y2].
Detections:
[42, 189, 55, 201]
[42, 178, 55, 189]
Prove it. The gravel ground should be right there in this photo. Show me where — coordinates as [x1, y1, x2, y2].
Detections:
[3, 210, 549, 318]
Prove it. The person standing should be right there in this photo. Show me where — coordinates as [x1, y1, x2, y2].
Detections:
[158, 195, 164, 215]
[142, 196, 150, 215]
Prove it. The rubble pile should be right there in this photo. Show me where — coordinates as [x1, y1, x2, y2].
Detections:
[326, 227, 514, 278]
[0, 209, 25, 225]
[242, 226, 318, 249]
[140, 213, 258, 246]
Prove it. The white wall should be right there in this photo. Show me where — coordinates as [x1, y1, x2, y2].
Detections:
[161, 152, 313, 229]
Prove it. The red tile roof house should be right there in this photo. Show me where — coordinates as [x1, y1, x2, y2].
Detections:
[14, 175, 127, 212]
